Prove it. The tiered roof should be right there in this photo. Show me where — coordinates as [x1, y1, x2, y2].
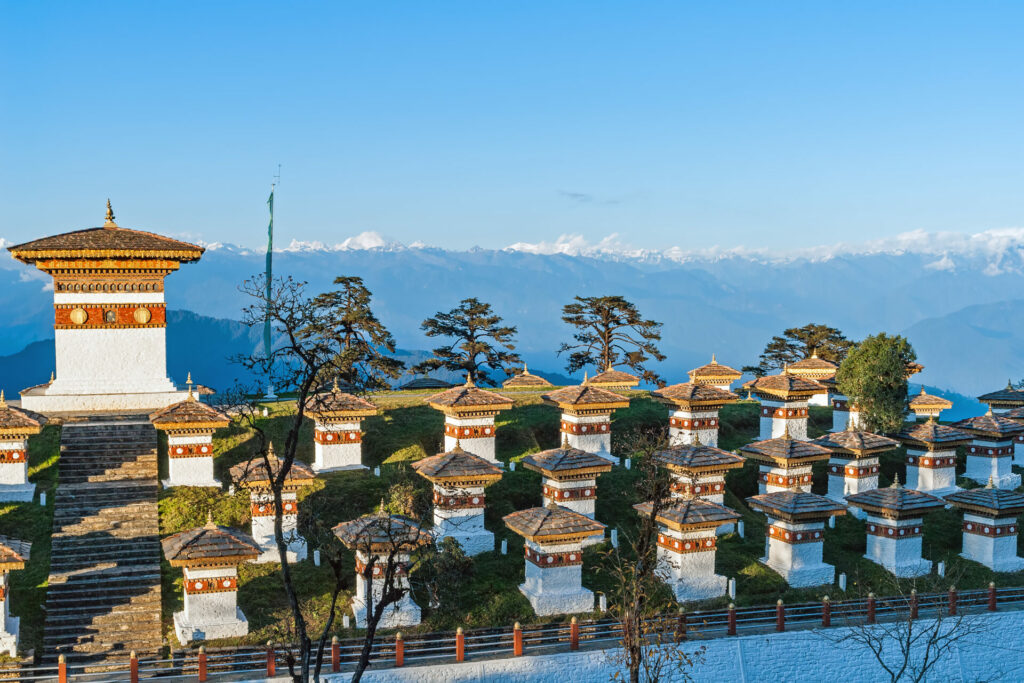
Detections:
[412, 444, 503, 485]
[162, 516, 261, 567]
[785, 354, 838, 380]
[521, 440, 613, 478]
[951, 411, 1024, 439]
[333, 512, 433, 553]
[305, 381, 378, 419]
[1003, 407, 1024, 421]
[542, 383, 630, 411]
[502, 365, 552, 388]
[634, 497, 741, 530]
[651, 382, 738, 409]
[811, 429, 900, 457]
[0, 536, 31, 570]
[747, 490, 846, 522]
[739, 430, 832, 466]
[688, 355, 743, 386]
[845, 478, 945, 519]
[229, 447, 316, 490]
[0, 393, 45, 437]
[897, 419, 972, 449]
[399, 377, 454, 391]
[945, 483, 1024, 517]
[653, 441, 745, 474]
[425, 378, 513, 416]
[587, 365, 639, 391]
[150, 392, 230, 431]
[977, 382, 1024, 409]
[503, 503, 606, 544]
[908, 388, 953, 416]
[743, 373, 826, 401]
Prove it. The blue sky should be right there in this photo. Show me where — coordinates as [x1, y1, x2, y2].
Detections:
[2, 2, 1023, 251]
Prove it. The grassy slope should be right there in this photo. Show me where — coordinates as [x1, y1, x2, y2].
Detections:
[157, 394, 1024, 645]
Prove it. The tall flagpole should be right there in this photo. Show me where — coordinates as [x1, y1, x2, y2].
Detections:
[263, 166, 280, 399]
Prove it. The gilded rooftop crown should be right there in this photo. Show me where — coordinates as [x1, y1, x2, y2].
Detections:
[103, 199, 118, 228]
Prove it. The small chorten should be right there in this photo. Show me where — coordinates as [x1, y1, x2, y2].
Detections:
[746, 487, 846, 588]
[634, 497, 740, 601]
[897, 418, 971, 496]
[743, 371, 826, 440]
[150, 374, 230, 488]
[502, 364, 553, 389]
[951, 410, 1024, 488]
[785, 352, 838, 407]
[908, 387, 953, 421]
[587, 364, 640, 392]
[651, 382, 738, 447]
[977, 380, 1024, 415]
[228, 446, 317, 563]
[333, 511, 432, 628]
[503, 503, 605, 616]
[845, 475, 945, 577]
[425, 376, 513, 465]
[521, 436, 612, 544]
[945, 481, 1024, 573]
[739, 423, 832, 494]
[542, 381, 629, 462]
[687, 355, 743, 391]
[0, 536, 30, 655]
[162, 515, 261, 645]
[812, 424, 900, 514]
[653, 435, 744, 534]
[0, 392, 44, 502]
[412, 441, 503, 555]
[304, 378, 378, 472]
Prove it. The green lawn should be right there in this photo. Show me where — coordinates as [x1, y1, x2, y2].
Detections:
[155, 394, 1024, 646]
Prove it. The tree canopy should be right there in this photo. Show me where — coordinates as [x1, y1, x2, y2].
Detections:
[413, 297, 521, 385]
[558, 295, 665, 384]
[744, 323, 854, 376]
[836, 332, 917, 434]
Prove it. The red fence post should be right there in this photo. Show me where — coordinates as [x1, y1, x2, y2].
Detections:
[266, 641, 276, 677]
[456, 627, 465, 662]
[948, 586, 957, 616]
[513, 622, 523, 657]
[129, 651, 139, 683]
[396, 632, 405, 667]
[198, 646, 208, 682]
[58, 654, 67, 683]
[910, 589, 919, 620]
[988, 582, 997, 611]
[867, 592, 876, 624]
[727, 603, 737, 636]
[775, 600, 785, 632]
[822, 596, 831, 628]
[331, 635, 340, 673]
[570, 617, 579, 650]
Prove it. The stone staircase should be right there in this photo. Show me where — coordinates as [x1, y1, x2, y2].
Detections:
[43, 418, 163, 666]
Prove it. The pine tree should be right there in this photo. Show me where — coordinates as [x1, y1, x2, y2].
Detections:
[558, 295, 665, 384]
[744, 323, 853, 376]
[413, 298, 521, 385]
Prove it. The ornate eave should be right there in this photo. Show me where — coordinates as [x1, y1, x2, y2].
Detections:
[153, 420, 229, 433]
[423, 473, 503, 488]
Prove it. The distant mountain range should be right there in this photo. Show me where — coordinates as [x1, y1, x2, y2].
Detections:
[0, 228, 1021, 409]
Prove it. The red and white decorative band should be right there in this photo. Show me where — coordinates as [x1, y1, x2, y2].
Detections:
[867, 523, 922, 539]
[967, 445, 1013, 457]
[524, 546, 583, 568]
[658, 534, 716, 554]
[768, 525, 823, 544]
[761, 472, 812, 487]
[828, 464, 879, 479]
[0, 450, 27, 464]
[906, 455, 956, 469]
[355, 560, 408, 577]
[669, 417, 718, 429]
[542, 485, 595, 501]
[832, 400, 849, 411]
[168, 443, 214, 459]
[0, 586, 7, 600]
[762, 407, 808, 419]
[314, 430, 362, 444]
[560, 422, 610, 435]
[433, 490, 486, 508]
[670, 480, 725, 496]
[251, 501, 298, 517]
[444, 424, 495, 439]
[185, 577, 237, 594]
[963, 521, 1017, 537]
[54, 303, 167, 329]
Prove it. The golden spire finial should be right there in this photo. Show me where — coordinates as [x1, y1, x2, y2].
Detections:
[561, 431, 571, 449]
[49, 371, 55, 383]
[890, 472, 901, 489]
[919, 386, 927, 395]
[811, 349, 818, 359]
[781, 421, 791, 440]
[332, 376, 339, 392]
[1008, 379, 1015, 391]
[186, 371, 194, 399]
[606, 360, 613, 371]
[267, 441, 276, 459]
[454, 436, 462, 451]
[692, 430, 702, 447]
[582, 370, 589, 385]
[103, 199, 118, 228]
[205, 510, 216, 529]
[711, 353, 717, 364]
[782, 362, 789, 375]
[522, 363, 530, 375]
[464, 374, 475, 388]
[927, 414, 936, 423]
[0, 390, 5, 408]
[986, 405, 994, 417]
[986, 475, 995, 489]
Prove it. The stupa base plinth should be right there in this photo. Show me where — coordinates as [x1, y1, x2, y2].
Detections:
[0, 484, 35, 503]
[173, 609, 248, 646]
[519, 584, 594, 617]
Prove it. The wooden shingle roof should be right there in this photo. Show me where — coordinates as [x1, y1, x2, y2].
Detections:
[739, 433, 832, 466]
[945, 485, 1024, 517]
[333, 513, 432, 552]
[688, 356, 743, 383]
[228, 449, 316, 489]
[0, 536, 31, 570]
[588, 366, 639, 389]
[651, 383, 738, 408]
[412, 445, 503, 483]
[426, 379, 513, 414]
[634, 497, 741, 530]
[909, 388, 953, 413]
[897, 420, 972, 448]
[0, 394, 45, 436]
[502, 365, 552, 388]
[150, 395, 230, 430]
[653, 442, 745, 473]
[744, 373, 826, 400]
[845, 480, 945, 519]
[542, 384, 630, 410]
[787, 356, 838, 372]
[811, 429, 900, 456]
[162, 518, 261, 567]
[746, 490, 847, 522]
[952, 411, 1024, 438]
[503, 504, 606, 543]
[521, 443, 613, 477]
[304, 385, 377, 418]
[399, 377, 455, 391]
[977, 382, 1024, 407]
